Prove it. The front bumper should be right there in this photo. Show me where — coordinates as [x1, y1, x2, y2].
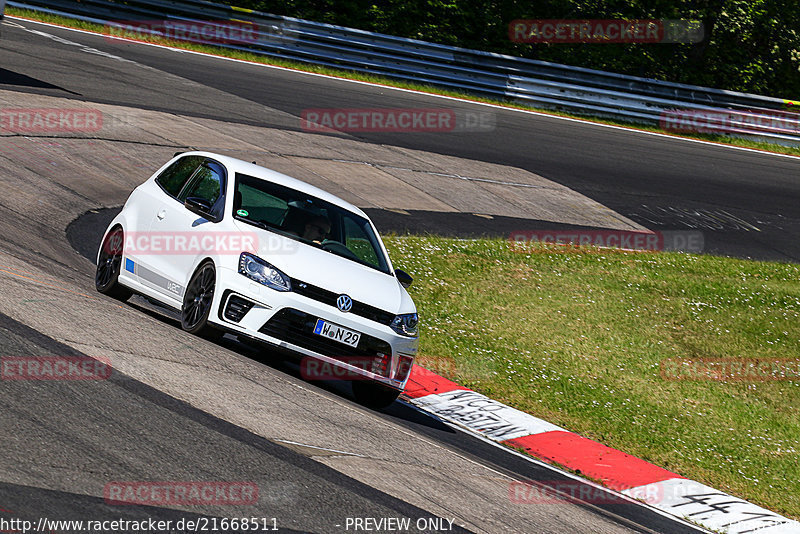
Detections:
[210, 266, 418, 391]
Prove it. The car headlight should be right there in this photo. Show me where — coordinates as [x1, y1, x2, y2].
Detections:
[390, 313, 418, 337]
[238, 253, 291, 292]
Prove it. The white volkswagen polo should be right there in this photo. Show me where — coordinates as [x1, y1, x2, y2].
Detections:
[96, 151, 418, 407]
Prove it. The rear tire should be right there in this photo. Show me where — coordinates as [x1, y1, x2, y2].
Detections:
[95, 226, 133, 301]
[181, 261, 223, 341]
[351, 381, 400, 409]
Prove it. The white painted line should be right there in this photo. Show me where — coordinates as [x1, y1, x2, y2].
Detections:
[272, 439, 366, 457]
[8, 15, 800, 162]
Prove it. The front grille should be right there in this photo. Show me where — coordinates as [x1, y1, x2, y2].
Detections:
[224, 295, 254, 322]
[260, 308, 392, 376]
[291, 278, 395, 326]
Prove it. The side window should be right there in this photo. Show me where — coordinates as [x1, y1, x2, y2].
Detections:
[155, 156, 204, 198]
[343, 216, 380, 266]
[179, 161, 226, 221]
[180, 166, 221, 204]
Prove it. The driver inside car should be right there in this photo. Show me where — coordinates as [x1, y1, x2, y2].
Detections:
[302, 215, 331, 243]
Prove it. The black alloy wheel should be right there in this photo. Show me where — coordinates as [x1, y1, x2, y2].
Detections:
[95, 226, 132, 301]
[181, 261, 222, 341]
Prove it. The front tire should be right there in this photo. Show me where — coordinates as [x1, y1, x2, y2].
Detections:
[351, 381, 401, 409]
[95, 226, 133, 301]
[181, 261, 223, 341]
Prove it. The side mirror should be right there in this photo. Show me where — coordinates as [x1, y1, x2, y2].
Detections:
[184, 197, 214, 220]
[395, 268, 413, 289]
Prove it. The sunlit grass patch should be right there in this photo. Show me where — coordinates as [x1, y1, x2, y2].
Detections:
[384, 235, 800, 519]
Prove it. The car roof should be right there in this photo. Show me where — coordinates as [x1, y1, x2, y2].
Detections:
[183, 151, 370, 219]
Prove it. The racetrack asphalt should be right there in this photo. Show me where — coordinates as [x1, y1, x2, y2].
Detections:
[2, 16, 799, 261]
[0, 14, 780, 533]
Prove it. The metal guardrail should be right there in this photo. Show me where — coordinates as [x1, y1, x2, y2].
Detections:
[7, 0, 800, 145]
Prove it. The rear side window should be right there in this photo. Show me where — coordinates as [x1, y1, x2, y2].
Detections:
[155, 156, 204, 197]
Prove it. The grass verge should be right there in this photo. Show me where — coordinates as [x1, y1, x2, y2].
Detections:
[6, 6, 800, 158]
[383, 235, 800, 519]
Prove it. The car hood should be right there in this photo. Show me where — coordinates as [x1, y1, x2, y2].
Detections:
[238, 221, 414, 314]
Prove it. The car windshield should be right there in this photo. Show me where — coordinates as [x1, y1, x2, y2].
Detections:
[233, 173, 391, 274]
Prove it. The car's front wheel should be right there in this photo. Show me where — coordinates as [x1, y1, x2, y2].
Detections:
[351, 381, 400, 409]
[95, 226, 133, 301]
[181, 261, 223, 341]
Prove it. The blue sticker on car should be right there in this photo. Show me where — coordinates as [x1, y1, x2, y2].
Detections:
[125, 258, 135, 273]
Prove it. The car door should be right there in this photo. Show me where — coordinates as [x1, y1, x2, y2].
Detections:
[144, 159, 227, 303]
[124, 155, 204, 288]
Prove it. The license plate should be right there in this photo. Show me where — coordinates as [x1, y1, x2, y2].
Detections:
[313, 319, 361, 347]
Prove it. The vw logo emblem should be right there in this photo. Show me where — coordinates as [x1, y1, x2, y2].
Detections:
[336, 294, 353, 312]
